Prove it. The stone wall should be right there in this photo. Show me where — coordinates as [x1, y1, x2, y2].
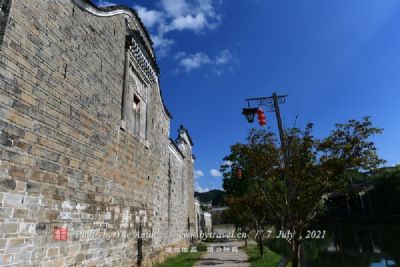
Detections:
[0, 0, 196, 266]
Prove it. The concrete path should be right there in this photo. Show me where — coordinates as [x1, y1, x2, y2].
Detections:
[195, 240, 249, 267]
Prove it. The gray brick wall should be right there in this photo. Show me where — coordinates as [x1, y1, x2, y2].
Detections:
[0, 0, 196, 266]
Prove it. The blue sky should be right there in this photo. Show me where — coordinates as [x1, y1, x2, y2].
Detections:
[93, 0, 400, 192]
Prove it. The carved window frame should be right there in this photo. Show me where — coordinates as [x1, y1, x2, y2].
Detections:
[121, 50, 151, 143]
[121, 32, 158, 147]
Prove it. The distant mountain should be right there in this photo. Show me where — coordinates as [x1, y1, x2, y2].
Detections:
[195, 189, 225, 207]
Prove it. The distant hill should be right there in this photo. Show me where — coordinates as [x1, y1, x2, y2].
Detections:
[195, 189, 225, 207]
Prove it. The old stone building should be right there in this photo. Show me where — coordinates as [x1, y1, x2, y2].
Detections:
[0, 0, 196, 266]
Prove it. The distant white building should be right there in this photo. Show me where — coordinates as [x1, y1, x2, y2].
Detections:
[195, 199, 213, 236]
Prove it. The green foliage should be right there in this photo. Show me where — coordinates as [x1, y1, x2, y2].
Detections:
[196, 242, 208, 251]
[154, 252, 202, 267]
[266, 238, 292, 258]
[200, 205, 211, 212]
[318, 117, 384, 172]
[195, 190, 225, 206]
[245, 244, 289, 267]
[222, 117, 384, 227]
[202, 237, 216, 243]
[370, 166, 400, 215]
[321, 166, 400, 219]
[221, 117, 384, 264]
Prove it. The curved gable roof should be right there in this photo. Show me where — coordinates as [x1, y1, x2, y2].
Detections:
[72, 0, 157, 71]
[72, 0, 173, 119]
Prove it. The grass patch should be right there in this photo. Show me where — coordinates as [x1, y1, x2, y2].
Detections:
[155, 252, 202, 267]
[245, 244, 291, 267]
[196, 242, 208, 251]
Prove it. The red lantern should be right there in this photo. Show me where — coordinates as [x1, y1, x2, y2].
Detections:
[256, 108, 267, 126]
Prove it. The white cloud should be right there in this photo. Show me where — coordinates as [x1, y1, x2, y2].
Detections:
[151, 34, 175, 57]
[179, 52, 211, 72]
[135, 0, 223, 57]
[211, 50, 234, 75]
[194, 170, 204, 179]
[195, 181, 209, 193]
[94, 0, 114, 7]
[174, 51, 187, 60]
[135, 6, 164, 28]
[161, 0, 189, 17]
[215, 50, 232, 65]
[210, 169, 222, 177]
[160, 0, 222, 31]
[169, 13, 208, 32]
[176, 49, 234, 73]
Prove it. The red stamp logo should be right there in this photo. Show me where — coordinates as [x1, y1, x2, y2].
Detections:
[54, 226, 68, 241]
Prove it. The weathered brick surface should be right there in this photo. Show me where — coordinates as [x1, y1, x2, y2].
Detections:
[0, 0, 196, 266]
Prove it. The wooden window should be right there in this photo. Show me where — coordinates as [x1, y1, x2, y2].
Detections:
[121, 61, 148, 141]
[133, 95, 141, 137]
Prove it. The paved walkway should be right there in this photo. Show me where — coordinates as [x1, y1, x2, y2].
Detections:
[195, 240, 249, 267]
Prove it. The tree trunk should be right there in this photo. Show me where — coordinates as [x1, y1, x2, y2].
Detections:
[300, 242, 307, 267]
[257, 234, 264, 258]
[244, 226, 248, 247]
[291, 235, 301, 267]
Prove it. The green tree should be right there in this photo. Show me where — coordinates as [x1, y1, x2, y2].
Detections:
[221, 117, 384, 267]
[370, 166, 400, 215]
[224, 175, 271, 256]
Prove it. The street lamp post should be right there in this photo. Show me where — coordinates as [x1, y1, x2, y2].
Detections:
[242, 92, 290, 203]
[242, 92, 287, 149]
